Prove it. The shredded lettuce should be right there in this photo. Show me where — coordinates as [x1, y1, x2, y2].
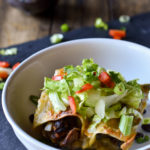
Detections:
[79, 107, 95, 119]
[88, 115, 101, 133]
[63, 79, 71, 95]
[83, 72, 98, 82]
[108, 71, 125, 83]
[66, 71, 81, 80]
[91, 80, 101, 88]
[119, 107, 127, 116]
[49, 92, 66, 113]
[86, 90, 127, 119]
[105, 103, 122, 119]
[76, 92, 88, 102]
[44, 78, 70, 95]
[121, 85, 143, 109]
[85, 89, 101, 107]
[108, 103, 122, 111]
[104, 90, 128, 108]
[73, 77, 84, 91]
[64, 65, 77, 74]
[99, 87, 114, 96]
[42, 58, 144, 130]
[97, 67, 105, 75]
[95, 100, 105, 118]
[113, 79, 143, 109]
[105, 110, 119, 120]
[61, 93, 69, 106]
[82, 58, 98, 72]
[127, 108, 143, 120]
[105, 106, 143, 120]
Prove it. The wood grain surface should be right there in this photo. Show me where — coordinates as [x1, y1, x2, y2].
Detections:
[0, 0, 150, 47]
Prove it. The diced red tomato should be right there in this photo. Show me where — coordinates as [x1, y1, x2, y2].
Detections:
[113, 36, 121, 40]
[99, 71, 111, 84]
[76, 83, 93, 94]
[0, 71, 8, 79]
[0, 61, 10, 68]
[55, 68, 67, 76]
[68, 96, 76, 114]
[52, 75, 63, 81]
[106, 80, 115, 88]
[109, 29, 126, 38]
[12, 62, 20, 70]
[98, 71, 115, 88]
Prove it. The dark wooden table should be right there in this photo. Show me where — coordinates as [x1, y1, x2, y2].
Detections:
[0, 0, 150, 47]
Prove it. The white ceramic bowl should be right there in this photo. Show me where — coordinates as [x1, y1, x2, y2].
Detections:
[2, 38, 150, 150]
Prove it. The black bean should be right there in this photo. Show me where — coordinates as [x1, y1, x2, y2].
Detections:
[143, 109, 147, 114]
[29, 114, 34, 123]
[135, 132, 144, 140]
[56, 127, 68, 133]
[53, 120, 64, 130]
[142, 124, 150, 132]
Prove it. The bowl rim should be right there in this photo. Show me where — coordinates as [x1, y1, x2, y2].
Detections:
[2, 38, 150, 150]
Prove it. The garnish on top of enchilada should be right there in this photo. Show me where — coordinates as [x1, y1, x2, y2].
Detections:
[33, 58, 149, 150]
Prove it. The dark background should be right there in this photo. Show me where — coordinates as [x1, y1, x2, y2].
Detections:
[1, 0, 150, 47]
